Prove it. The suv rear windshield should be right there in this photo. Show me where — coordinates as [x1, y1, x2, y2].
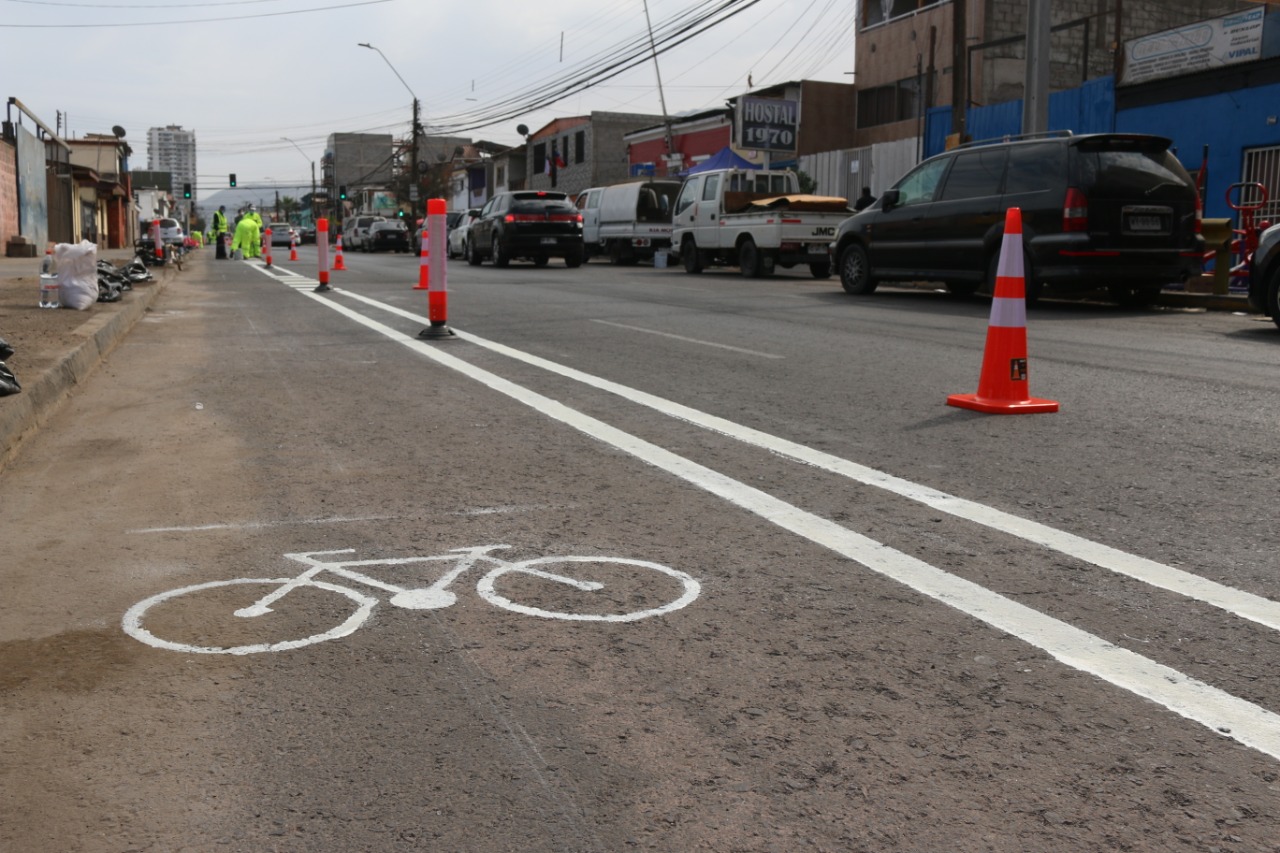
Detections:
[511, 199, 578, 214]
[1073, 140, 1190, 195]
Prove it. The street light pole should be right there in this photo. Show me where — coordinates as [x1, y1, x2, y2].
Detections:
[282, 137, 317, 224]
[358, 42, 422, 222]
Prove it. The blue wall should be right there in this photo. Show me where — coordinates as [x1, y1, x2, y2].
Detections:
[1117, 81, 1280, 220]
[925, 77, 1116, 158]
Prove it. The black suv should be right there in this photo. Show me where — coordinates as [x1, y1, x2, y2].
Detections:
[833, 132, 1204, 305]
[467, 191, 585, 268]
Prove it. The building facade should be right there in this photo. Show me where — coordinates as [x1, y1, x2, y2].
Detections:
[322, 133, 393, 212]
[854, 0, 1255, 148]
[525, 111, 666, 196]
[146, 125, 196, 215]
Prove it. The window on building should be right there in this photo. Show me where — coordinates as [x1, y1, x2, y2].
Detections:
[861, 0, 945, 29]
[856, 73, 935, 129]
[575, 131, 585, 164]
[533, 142, 546, 171]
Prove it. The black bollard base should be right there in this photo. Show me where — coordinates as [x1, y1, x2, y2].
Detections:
[418, 323, 456, 340]
[314, 283, 332, 293]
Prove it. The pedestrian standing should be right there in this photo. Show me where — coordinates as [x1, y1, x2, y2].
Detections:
[854, 186, 877, 212]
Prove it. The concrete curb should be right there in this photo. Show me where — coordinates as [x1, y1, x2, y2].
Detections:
[0, 269, 172, 471]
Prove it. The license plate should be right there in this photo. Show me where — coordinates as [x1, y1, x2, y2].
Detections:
[808, 243, 827, 254]
[540, 237, 557, 245]
[1128, 215, 1162, 231]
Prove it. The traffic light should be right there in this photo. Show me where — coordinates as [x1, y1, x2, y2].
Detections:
[339, 185, 347, 200]
[397, 209, 404, 218]
[183, 183, 191, 199]
[229, 173, 237, 188]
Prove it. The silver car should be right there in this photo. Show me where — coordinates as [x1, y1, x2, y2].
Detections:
[447, 209, 480, 259]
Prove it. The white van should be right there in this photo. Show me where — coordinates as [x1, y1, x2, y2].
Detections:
[575, 180, 680, 264]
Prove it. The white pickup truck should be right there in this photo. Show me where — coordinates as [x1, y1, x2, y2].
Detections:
[671, 168, 850, 278]
[575, 180, 681, 264]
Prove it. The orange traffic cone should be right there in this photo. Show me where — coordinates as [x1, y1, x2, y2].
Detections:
[947, 207, 1058, 414]
[332, 234, 347, 271]
[289, 235, 298, 261]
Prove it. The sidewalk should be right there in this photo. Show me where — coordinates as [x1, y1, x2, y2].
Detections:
[0, 248, 179, 472]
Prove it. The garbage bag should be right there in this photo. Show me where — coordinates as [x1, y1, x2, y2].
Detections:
[0, 362, 19, 396]
[53, 240, 99, 310]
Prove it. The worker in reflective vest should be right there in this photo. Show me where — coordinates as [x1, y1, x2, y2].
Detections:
[211, 206, 229, 259]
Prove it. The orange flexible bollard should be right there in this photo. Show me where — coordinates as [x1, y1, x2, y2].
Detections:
[418, 198, 455, 339]
[315, 218, 332, 292]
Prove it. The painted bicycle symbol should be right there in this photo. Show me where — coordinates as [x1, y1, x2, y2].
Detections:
[123, 545, 701, 655]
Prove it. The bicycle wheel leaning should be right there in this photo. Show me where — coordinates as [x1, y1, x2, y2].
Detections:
[123, 578, 377, 655]
[477, 556, 700, 622]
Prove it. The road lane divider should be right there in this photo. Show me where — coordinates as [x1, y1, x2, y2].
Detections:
[267, 273, 1280, 761]
[321, 282, 1280, 636]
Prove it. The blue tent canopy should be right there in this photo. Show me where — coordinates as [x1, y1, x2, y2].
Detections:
[683, 147, 761, 176]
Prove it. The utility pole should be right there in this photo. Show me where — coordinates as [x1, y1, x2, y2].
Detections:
[411, 97, 421, 222]
[642, 0, 676, 173]
[950, 0, 967, 138]
[1022, 0, 1051, 135]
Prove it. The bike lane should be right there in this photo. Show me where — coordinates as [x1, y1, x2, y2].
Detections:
[3, 253, 1279, 851]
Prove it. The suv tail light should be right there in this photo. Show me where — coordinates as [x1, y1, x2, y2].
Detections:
[1063, 187, 1088, 232]
[548, 213, 582, 223]
[504, 213, 544, 223]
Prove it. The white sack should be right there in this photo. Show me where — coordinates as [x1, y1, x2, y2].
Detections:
[53, 240, 99, 310]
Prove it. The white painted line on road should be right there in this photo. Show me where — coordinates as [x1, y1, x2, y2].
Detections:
[128, 514, 398, 535]
[590, 319, 784, 359]
[330, 285, 1280, 636]
[292, 282, 1280, 762]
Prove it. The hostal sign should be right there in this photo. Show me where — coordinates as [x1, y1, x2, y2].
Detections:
[739, 96, 799, 154]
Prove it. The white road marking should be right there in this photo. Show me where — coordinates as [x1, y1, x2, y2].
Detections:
[333, 285, 1280, 635]
[590, 319, 784, 359]
[277, 278, 1280, 761]
[127, 515, 397, 534]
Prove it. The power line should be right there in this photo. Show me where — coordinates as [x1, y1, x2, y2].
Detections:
[0, 0, 391, 26]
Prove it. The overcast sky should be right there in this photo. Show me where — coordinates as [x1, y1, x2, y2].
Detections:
[2, 0, 854, 202]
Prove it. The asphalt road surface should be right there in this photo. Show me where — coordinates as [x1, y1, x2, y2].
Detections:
[4, 246, 1280, 852]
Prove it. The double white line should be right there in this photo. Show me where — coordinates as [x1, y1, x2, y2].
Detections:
[264, 268, 1280, 762]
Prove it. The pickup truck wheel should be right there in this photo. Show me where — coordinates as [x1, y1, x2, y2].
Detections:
[739, 239, 762, 278]
[681, 238, 703, 274]
[492, 236, 510, 268]
[466, 238, 481, 266]
[809, 262, 831, 279]
[839, 244, 877, 294]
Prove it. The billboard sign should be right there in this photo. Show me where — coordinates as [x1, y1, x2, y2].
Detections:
[738, 96, 799, 154]
[1121, 7, 1264, 86]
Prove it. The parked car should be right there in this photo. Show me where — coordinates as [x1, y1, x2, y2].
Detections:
[266, 222, 298, 246]
[1249, 221, 1280, 329]
[364, 219, 410, 253]
[299, 224, 317, 245]
[447, 209, 480, 259]
[342, 215, 385, 251]
[141, 217, 184, 244]
[466, 191, 584, 268]
[831, 131, 1204, 306]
